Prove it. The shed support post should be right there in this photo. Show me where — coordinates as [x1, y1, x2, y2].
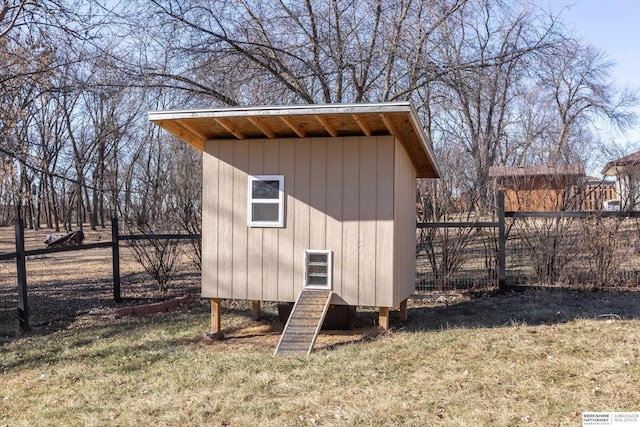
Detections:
[207, 298, 224, 340]
[251, 300, 261, 321]
[379, 307, 390, 329]
[399, 299, 408, 321]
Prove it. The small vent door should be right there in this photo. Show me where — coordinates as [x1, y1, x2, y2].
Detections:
[304, 250, 333, 290]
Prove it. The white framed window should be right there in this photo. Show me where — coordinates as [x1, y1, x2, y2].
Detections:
[247, 175, 285, 227]
[303, 250, 333, 290]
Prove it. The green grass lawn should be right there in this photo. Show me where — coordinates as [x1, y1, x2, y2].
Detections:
[1, 291, 640, 426]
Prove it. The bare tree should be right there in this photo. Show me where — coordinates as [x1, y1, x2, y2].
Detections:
[536, 40, 638, 165]
[121, 0, 492, 107]
[432, 0, 561, 210]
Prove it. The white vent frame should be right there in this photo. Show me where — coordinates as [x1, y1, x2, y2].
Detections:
[303, 250, 333, 290]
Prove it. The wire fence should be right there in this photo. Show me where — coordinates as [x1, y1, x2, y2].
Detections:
[0, 220, 202, 335]
[417, 214, 640, 293]
[505, 215, 640, 288]
[416, 226, 498, 292]
[4, 202, 640, 335]
[23, 247, 113, 326]
[0, 257, 17, 335]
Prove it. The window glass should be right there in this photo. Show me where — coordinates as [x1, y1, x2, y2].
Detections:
[252, 180, 280, 199]
[252, 203, 280, 222]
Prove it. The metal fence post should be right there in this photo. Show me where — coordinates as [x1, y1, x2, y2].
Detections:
[15, 219, 30, 331]
[497, 190, 507, 292]
[112, 218, 121, 303]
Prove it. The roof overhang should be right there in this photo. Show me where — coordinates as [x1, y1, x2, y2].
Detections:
[602, 162, 640, 177]
[601, 151, 640, 176]
[148, 102, 439, 178]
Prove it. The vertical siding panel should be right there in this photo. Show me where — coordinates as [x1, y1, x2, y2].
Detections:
[217, 141, 235, 299]
[202, 141, 219, 298]
[358, 136, 377, 306]
[393, 141, 402, 305]
[246, 141, 264, 300]
[342, 138, 360, 305]
[407, 161, 417, 303]
[403, 143, 409, 304]
[402, 150, 410, 304]
[309, 139, 327, 250]
[325, 139, 344, 299]
[293, 139, 311, 297]
[394, 139, 416, 305]
[262, 140, 280, 301]
[397, 140, 406, 305]
[232, 141, 249, 300]
[278, 139, 296, 301]
[375, 136, 395, 307]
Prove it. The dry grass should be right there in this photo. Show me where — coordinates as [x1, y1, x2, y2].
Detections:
[2, 290, 640, 426]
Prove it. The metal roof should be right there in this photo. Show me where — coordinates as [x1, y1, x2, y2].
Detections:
[489, 164, 585, 178]
[148, 102, 439, 178]
[602, 151, 640, 176]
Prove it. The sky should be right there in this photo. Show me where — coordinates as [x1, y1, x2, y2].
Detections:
[545, 0, 640, 154]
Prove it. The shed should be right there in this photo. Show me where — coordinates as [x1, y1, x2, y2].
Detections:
[148, 102, 439, 343]
[489, 165, 585, 211]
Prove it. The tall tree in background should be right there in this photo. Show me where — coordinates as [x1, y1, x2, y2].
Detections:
[0, 0, 637, 231]
[536, 40, 637, 166]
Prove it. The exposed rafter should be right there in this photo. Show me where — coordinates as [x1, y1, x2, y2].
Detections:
[247, 117, 276, 139]
[314, 115, 338, 137]
[214, 117, 245, 139]
[352, 114, 372, 136]
[177, 119, 208, 141]
[379, 114, 398, 137]
[280, 116, 307, 138]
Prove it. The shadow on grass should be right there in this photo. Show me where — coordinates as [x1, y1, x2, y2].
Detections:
[0, 303, 211, 371]
[399, 288, 640, 332]
[4, 288, 640, 367]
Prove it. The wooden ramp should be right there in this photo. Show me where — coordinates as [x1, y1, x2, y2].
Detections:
[274, 290, 333, 356]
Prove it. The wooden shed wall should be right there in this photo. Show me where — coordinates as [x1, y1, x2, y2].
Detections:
[201, 136, 399, 307]
[393, 140, 417, 305]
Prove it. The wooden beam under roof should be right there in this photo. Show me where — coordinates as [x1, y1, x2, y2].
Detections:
[280, 116, 307, 138]
[247, 116, 276, 139]
[214, 117, 245, 139]
[177, 119, 208, 141]
[352, 114, 372, 136]
[379, 113, 398, 137]
[314, 115, 338, 137]
[154, 119, 204, 151]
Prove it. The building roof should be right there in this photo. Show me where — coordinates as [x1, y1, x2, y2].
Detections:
[148, 102, 439, 178]
[601, 151, 640, 176]
[488, 164, 585, 178]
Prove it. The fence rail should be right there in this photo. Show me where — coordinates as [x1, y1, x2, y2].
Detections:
[4, 190, 640, 334]
[507, 211, 640, 218]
